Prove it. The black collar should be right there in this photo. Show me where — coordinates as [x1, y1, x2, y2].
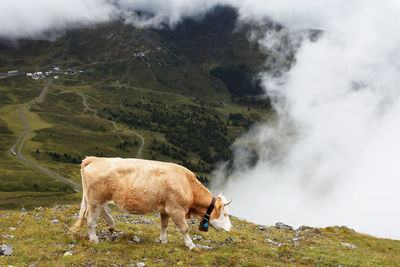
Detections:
[199, 197, 216, 232]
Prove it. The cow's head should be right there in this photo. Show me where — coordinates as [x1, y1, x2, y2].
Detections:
[210, 193, 232, 232]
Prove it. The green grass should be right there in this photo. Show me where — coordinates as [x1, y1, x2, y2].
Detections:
[0, 204, 399, 266]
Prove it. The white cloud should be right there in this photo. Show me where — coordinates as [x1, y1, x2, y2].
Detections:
[212, 0, 400, 239]
[0, 0, 117, 40]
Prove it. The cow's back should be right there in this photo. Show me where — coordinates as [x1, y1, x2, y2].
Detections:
[82, 157, 194, 214]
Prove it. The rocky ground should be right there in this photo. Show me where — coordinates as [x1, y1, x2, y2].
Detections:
[1, 204, 400, 266]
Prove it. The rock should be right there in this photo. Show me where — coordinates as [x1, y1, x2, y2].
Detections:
[0, 234, 14, 239]
[275, 222, 293, 231]
[37, 206, 44, 212]
[334, 226, 356, 232]
[196, 244, 215, 250]
[9, 227, 16, 231]
[266, 238, 284, 247]
[54, 205, 63, 212]
[29, 264, 38, 267]
[141, 218, 154, 225]
[136, 262, 146, 267]
[297, 226, 321, 234]
[256, 225, 266, 231]
[133, 236, 143, 243]
[54, 243, 64, 248]
[68, 243, 76, 249]
[63, 251, 73, 256]
[0, 244, 14, 256]
[51, 219, 60, 224]
[33, 214, 42, 219]
[340, 242, 356, 249]
[188, 218, 198, 225]
[21, 207, 27, 212]
[65, 205, 71, 209]
[192, 234, 203, 241]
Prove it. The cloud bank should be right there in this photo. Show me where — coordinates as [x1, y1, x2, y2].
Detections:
[212, 0, 400, 240]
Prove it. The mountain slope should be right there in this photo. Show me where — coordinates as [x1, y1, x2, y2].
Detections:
[1, 205, 400, 266]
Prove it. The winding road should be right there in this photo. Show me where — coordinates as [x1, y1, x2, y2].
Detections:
[80, 93, 145, 159]
[10, 80, 82, 192]
[9, 81, 145, 193]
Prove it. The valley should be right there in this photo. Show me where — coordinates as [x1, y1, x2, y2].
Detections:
[0, 6, 278, 208]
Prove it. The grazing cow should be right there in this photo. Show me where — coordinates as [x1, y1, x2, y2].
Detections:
[71, 156, 232, 250]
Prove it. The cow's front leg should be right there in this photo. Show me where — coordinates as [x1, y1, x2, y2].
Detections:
[170, 211, 196, 250]
[160, 213, 169, 244]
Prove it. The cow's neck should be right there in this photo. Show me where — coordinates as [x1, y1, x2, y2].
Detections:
[190, 183, 214, 220]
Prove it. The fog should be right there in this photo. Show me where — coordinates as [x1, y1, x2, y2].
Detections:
[212, 0, 400, 239]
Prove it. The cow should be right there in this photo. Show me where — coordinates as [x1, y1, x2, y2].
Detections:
[71, 156, 232, 250]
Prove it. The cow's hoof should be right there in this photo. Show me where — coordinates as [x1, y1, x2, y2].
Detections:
[109, 228, 114, 233]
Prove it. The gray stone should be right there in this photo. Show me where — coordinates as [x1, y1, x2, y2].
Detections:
[63, 251, 73, 256]
[29, 264, 38, 267]
[0, 244, 14, 256]
[51, 219, 60, 224]
[0, 235, 14, 239]
[340, 242, 356, 249]
[37, 206, 44, 212]
[53, 205, 63, 212]
[136, 262, 146, 267]
[297, 225, 321, 234]
[196, 244, 215, 250]
[21, 207, 27, 212]
[192, 234, 203, 241]
[132, 236, 143, 243]
[9, 227, 16, 231]
[188, 218, 198, 225]
[141, 218, 154, 225]
[275, 222, 293, 231]
[256, 225, 266, 231]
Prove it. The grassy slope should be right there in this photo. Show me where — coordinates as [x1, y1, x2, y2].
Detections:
[0, 204, 399, 266]
[0, 9, 274, 207]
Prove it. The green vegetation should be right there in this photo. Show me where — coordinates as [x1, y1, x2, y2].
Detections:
[0, 6, 281, 208]
[1, 204, 400, 266]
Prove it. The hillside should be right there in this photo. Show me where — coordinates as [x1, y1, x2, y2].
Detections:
[0, 6, 284, 208]
[1, 204, 400, 266]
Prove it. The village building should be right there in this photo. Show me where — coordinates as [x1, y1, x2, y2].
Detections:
[8, 70, 18, 76]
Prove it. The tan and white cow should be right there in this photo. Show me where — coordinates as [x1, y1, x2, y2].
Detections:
[71, 156, 232, 250]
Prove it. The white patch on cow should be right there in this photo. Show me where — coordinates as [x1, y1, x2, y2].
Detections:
[210, 195, 232, 232]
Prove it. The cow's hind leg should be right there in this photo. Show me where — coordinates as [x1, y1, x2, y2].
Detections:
[169, 210, 196, 250]
[160, 213, 169, 244]
[100, 206, 115, 233]
[87, 205, 102, 243]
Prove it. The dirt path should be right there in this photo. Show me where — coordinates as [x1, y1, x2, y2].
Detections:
[80, 93, 145, 159]
[10, 80, 82, 192]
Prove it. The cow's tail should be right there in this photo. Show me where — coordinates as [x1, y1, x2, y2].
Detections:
[71, 157, 94, 233]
